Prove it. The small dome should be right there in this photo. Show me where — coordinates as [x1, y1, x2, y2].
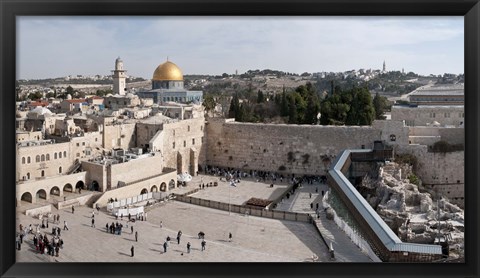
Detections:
[126, 93, 135, 98]
[66, 94, 72, 100]
[29, 106, 52, 115]
[106, 93, 113, 97]
[152, 61, 183, 81]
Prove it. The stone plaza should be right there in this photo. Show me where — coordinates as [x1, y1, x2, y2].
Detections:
[16, 174, 372, 263]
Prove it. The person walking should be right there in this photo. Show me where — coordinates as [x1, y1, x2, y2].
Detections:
[131, 226, 134, 234]
[135, 231, 138, 242]
[201, 240, 206, 251]
[163, 241, 168, 253]
[187, 242, 191, 253]
[91, 218, 95, 228]
[131, 245, 134, 257]
[106, 223, 109, 232]
[309, 192, 312, 198]
[229, 232, 232, 242]
[160, 221, 163, 228]
[63, 221, 69, 231]
[71, 206, 75, 214]
[177, 235, 180, 245]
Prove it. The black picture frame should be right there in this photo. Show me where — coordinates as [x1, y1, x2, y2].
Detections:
[1, 0, 479, 278]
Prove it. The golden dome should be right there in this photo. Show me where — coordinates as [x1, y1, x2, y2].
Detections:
[152, 61, 183, 81]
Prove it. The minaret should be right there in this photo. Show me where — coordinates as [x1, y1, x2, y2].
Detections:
[382, 60, 386, 73]
[112, 57, 127, 95]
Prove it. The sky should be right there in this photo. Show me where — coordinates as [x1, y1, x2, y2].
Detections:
[17, 16, 464, 80]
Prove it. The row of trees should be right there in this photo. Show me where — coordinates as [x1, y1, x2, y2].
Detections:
[214, 82, 389, 126]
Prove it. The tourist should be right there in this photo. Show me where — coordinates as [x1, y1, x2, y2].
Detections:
[160, 221, 163, 228]
[63, 221, 69, 231]
[135, 231, 138, 242]
[163, 241, 168, 253]
[55, 245, 59, 257]
[131, 226, 134, 234]
[229, 232, 232, 242]
[91, 218, 95, 228]
[131, 245, 134, 257]
[71, 206, 75, 214]
[92, 210, 95, 218]
[176, 235, 180, 244]
[201, 240, 206, 251]
[309, 192, 312, 198]
[33, 235, 38, 250]
[106, 223, 109, 232]
[187, 242, 191, 253]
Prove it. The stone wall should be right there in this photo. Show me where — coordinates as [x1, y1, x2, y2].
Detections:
[161, 118, 207, 175]
[109, 154, 164, 189]
[395, 145, 464, 206]
[93, 169, 177, 207]
[17, 171, 88, 205]
[391, 106, 464, 127]
[206, 119, 381, 176]
[102, 122, 136, 150]
[17, 141, 73, 182]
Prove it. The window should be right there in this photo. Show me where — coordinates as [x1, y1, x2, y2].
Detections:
[192, 138, 195, 145]
[188, 126, 190, 132]
[76, 143, 80, 147]
[95, 138, 98, 142]
[26, 173, 30, 179]
[59, 167, 62, 174]
[82, 142, 85, 146]
[22, 157, 25, 164]
[36, 155, 40, 163]
[27, 157, 31, 164]
[41, 154, 45, 162]
[184, 141, 186, 147]
[201, 137, 204, 143]
[444, 112, 450, 118]
[46, 154, 50, 161]
[172, 142, 175, 149]
[201, 125, 203, 131]
[59, 152, 62, 159]
[429, 112, 436, 118]
[41, 170, 45, 177]
[76, 153, 80, 157]
[64, 151, 67, 157]
[54, 153, 57, 159]
[173, 130, 175, 136]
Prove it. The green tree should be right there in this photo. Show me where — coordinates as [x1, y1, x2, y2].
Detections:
[202, 94, 217, 115]
[66, 85, 74, 95]
[373, 92, 388, 120]
[288, 95, 298, 124]
[228, 94, 240, 119]
[257, 90, 265, 103]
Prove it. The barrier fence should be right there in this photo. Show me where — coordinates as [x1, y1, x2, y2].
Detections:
[107, 192, 167, 212]
[174, 194, 312, 223]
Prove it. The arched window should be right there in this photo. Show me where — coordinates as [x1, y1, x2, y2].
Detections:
[46, 154, 50, 161]
[59, 152, 62, 159]
[63, 151, 67, 157]
[41, 170, 45, 177]
[22, 157, 25, 164]
[26, 173, 30, 179]
[36, 155, 40, 162]
[54, 153, 57, 159]
[59, 167, 62, 174]
[41, 154, 45, 162]
[27, 157, 31, 164]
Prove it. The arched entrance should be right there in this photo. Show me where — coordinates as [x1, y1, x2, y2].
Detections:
[63, 183, 73, 192]
[21, 192, 33, 203]
[76, 181, 85, 191]
[50, 186, 61, 196]
[168, 179, 175, 190]
[91, 181, 100, 191]
[36, 189, 47, 201]
[151, 185, 158, 192]
[160, 182, 167, 192]
[140, 188, 148, 195]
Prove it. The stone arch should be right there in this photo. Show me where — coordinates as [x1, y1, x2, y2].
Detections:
[63, 183, 73, 192]
[169, 179, 175, 190]
[151, 185, 158, 192]
[36, 189, 47, 201]
[22, 157, 25, 164]
[63, 151, 67, 157]
[46, 154, 50, 161]
[21, 192, 33, 203]
[27, 156, 31, 163]
[36, 155, 40, 162]
[50, 186, 61, 196]
[76, 180, 85, 191]
[160, 182, 167, 192]
[140, 188, 148, 195]
[92, 180, 100, 191]
[41, 154, 45, 162]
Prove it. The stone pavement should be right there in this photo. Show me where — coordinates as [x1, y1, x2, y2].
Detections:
[15, 174, 370, 263]
[275, 182, 373, 262]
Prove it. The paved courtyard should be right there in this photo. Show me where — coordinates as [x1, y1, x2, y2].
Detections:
[16, 175, 330, 262]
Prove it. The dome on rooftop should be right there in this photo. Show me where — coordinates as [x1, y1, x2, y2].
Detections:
[152, 60, 183, 81]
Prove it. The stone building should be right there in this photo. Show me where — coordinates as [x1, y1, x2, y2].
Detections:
[391, 105, 464, 127]
[408, 84, 464, 105]
[137, 60, 203, 105]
